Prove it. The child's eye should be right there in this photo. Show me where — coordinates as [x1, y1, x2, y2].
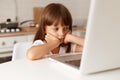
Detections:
[53, 28, 59, 31]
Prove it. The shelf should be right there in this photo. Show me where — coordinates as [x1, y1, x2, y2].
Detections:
[0, 27, 37, 37]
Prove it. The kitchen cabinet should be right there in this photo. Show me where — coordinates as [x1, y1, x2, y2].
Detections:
[72, 27, 86, 38]
[0, 27, 37, 58]
[0, 35, 34, 53]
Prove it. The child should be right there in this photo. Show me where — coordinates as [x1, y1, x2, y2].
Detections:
[27, 3, 84, 60]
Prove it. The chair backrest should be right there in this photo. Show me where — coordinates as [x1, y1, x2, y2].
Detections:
[12, 41, 32, 61]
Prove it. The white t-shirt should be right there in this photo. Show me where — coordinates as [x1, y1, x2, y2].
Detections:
[32, 40, 76, 56]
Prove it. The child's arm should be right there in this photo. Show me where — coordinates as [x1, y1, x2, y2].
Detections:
[27, 34, 61, 60]
[64, 34, 84, 46]
[64, 33, 84, 52]
[27, 43, 54, 60]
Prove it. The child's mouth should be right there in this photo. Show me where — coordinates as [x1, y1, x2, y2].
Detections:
[59, 39, 64, 43]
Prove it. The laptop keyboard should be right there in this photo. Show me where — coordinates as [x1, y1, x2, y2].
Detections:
[64, 59, 81, 68]
[49, 53, 82, 68]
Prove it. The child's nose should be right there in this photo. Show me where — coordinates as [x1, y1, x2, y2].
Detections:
[58, 30, 64, 39]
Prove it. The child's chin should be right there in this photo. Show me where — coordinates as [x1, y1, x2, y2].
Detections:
[60, 43, 67, 47]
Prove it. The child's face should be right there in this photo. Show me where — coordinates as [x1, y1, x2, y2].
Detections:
[45, 23, 70, 43]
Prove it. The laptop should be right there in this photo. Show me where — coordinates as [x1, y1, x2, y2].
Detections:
[51, 0, 120, 74]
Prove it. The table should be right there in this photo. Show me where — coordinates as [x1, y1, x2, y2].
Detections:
[0, 58, 120, 80]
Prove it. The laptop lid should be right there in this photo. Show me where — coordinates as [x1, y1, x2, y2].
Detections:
[80, 0, 120, 74]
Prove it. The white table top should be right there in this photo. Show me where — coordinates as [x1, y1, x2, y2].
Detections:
[0, 58, 120, 80]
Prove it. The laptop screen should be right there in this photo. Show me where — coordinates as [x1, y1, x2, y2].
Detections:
[80, 0, 120, 74]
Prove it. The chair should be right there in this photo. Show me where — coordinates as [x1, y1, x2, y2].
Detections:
[12, 41, 32, 61]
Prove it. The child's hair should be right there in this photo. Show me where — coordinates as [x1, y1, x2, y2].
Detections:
[33, 3, 72, 53]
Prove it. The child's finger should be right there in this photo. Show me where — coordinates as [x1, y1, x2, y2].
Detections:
[47, 34, 59, 40]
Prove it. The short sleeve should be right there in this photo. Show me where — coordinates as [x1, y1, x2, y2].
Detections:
[32, 40, 44, 46]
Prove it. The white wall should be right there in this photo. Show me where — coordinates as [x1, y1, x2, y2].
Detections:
[0, 0, 90, 27]
[0, 0, 16, 22]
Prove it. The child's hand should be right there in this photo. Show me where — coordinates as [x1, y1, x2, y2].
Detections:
[64, 32, 72, 44]
[45, 34, 61, 48]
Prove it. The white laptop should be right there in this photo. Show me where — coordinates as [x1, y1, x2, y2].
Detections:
[51, 0, 120, 74]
